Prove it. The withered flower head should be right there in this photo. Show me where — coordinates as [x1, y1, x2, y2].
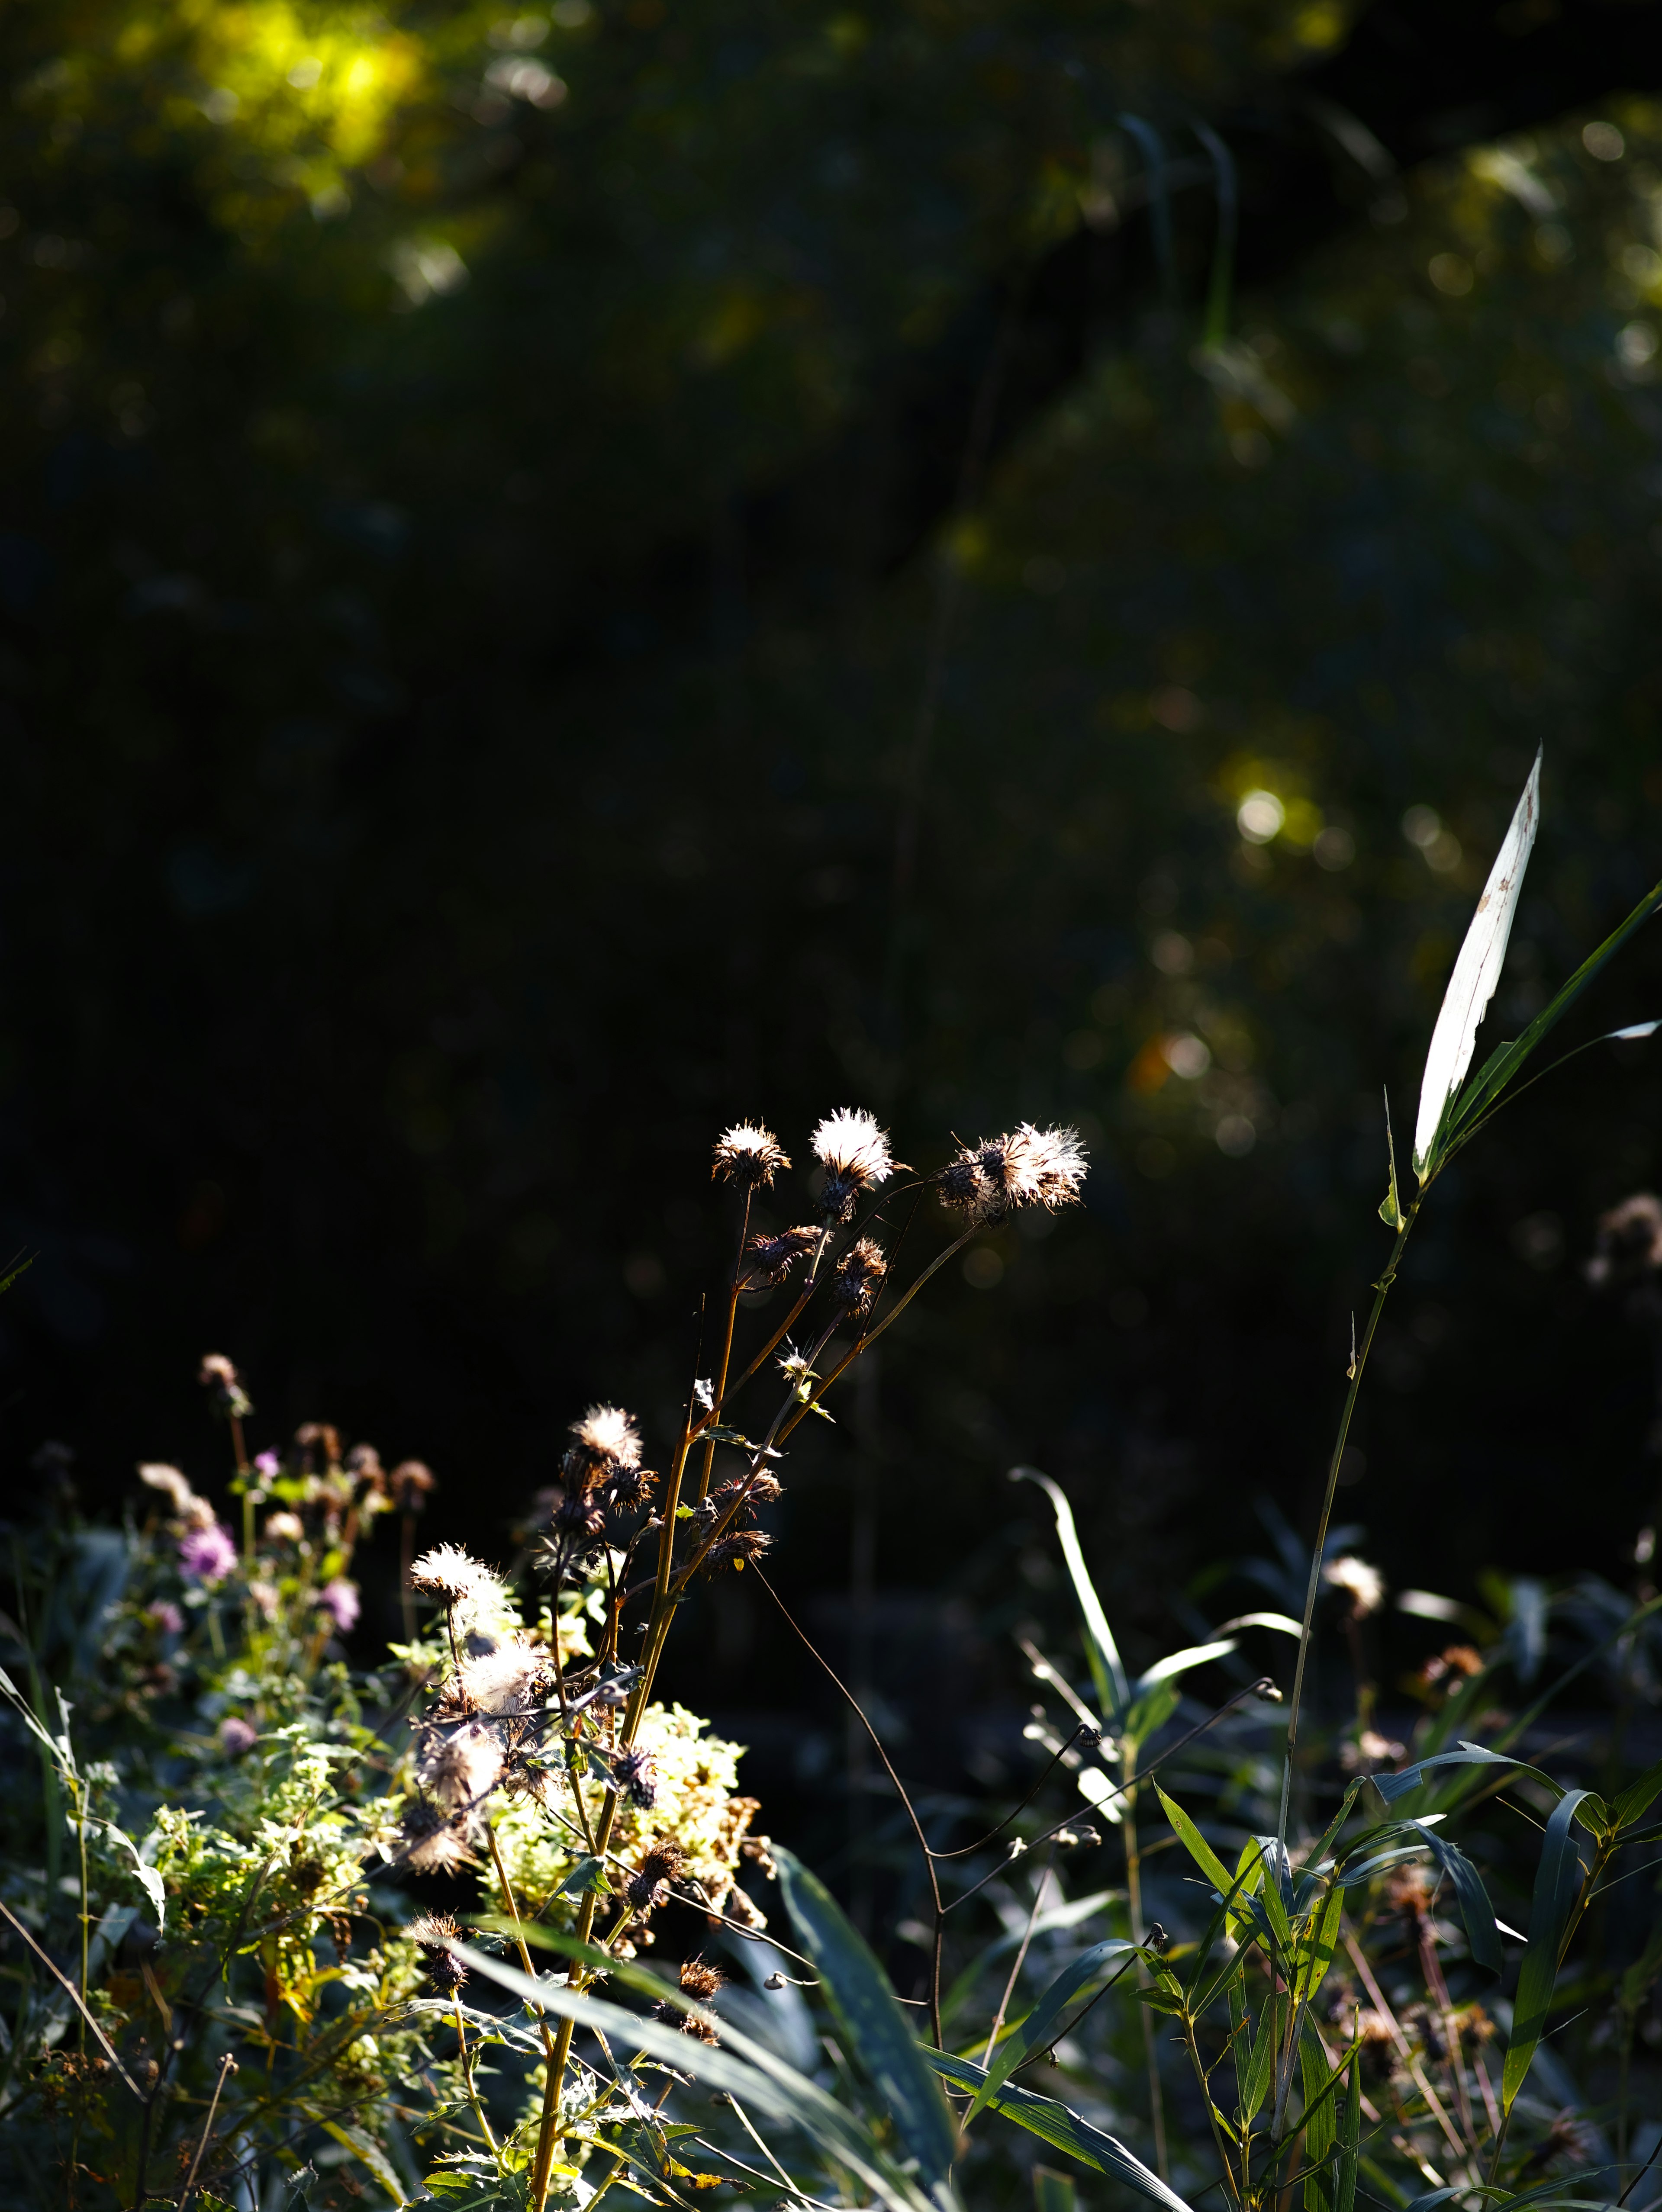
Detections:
[742, 1225, 820, 1288]
[1588, 1193, 1662, 1285]
[1416, 1643, 1485, 1698]
[418, 1717, 506, 1811]
[831, 1237, 888, 1320]
[566, 1404, 643, 1481]
[655, 1954, 727, 2042]
[708, 1530, 773, 1573]
[746, 1471, 783, 1505]
[409, 1543, 505, 1610]
[812, 1109, 896, 1221]
[401, 1800, 474, 1875]
[944, 1124, 1088, 1223]
[613, 1746, 658, 1808]
[390, 1458, 437, 1512]
[458, 1637, 545, 1716]
[1322, 1555, 1385, 1617]
[626, 1838, 685, 1912]
[603, 1462, 656, 1514]
[346, 1443, 385, 1489]
[198, 1353, 253, 1419]
[406, 1911, 468, 1994]
[552, 1492, 606, 1545]
[679, 1955, 726, 2001]
[138, 1463, 196, 1516]
[713, 1123, 790, 1191]
[295, 1421, 342, 1470]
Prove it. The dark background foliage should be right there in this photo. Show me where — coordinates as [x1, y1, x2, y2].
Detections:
[7, 0, 1662, 1852]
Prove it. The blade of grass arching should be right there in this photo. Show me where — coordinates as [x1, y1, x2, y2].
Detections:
[1192, 122, 1237, 348]
[927, 2048, 1199, 2212]
[1502, 1789, 1595, 2114]
[1118, 116, 1175, 299]
[1153, 1783, 1234, 1892]
[775, 1847, 960, 2196]
[1404, 1821, 1504, 1979]
[966, 1939, 1140, 2118]
[452, 1942, 940, 2212]
[1011, 1467, 1128, 1720]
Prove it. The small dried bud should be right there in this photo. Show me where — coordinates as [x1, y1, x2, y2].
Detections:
[812, 1109, 896, 1222]
[708, 1530, 773, 1573]
[831, 1237, 888, 1320]
[741, 1225, 821, 1288]
[390, 1458, 437, 1512]
[553, 1492, 606, 1543]
[713, 1123, 790, 1190]
[1144, 1922, 1169, 1953]
[613, 1746, 659, 1808]
[406, 1911, 469, 1994]
[198, 1353, 253, 1420]
[679, 1955, 726, 2002]
[627, 1839, 685, 1912]
[604, 1463, 657, 1514]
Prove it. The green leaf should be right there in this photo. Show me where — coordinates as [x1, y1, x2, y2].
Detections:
[1335, 2044, 1361, 2212]
[1034, 2169, 1078, 2212]
[557, 1855, 610, 1897]
[926, 2047, 1198, 2212]
[1502, 1788, 1594, 2112]
[1369, 1741, 1556, 1808]
[1010, 1466, 1128, 1720]
[1154, 1783, 1234, 1893]
[452, 1941, 937, 2212]
[1611, 1755, 1662, 1833]
[1301, 2019, 1337, 2212]
[1379, 1090, 1403, 1228]
[1296, 1884, 1344, 2009]
[319, 2119, 410, 2205]
[1233, 1980, 1278, 2124]
[774, 1845, 960, 2198]
[966, 1938, 1139, 2118]
[1403, 1820, 1502, 1979]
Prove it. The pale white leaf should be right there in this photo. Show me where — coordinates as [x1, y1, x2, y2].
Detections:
[1214, 1610, 1303, 1638]
[1413, 750, 1542, 1176]
[1134, 1639, 1237, 1692]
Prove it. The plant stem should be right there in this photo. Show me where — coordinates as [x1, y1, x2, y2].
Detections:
[1277, 1215, 1413, 1851]
[454, 1999, 497, 2153]
[693, 1195, 751, 1508]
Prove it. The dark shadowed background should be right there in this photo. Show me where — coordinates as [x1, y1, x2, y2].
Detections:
[7, 0, 1662, 1863]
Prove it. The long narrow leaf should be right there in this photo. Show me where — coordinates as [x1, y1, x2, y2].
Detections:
[451, 1942, 937, 2212]
[1154, 1783, 1234, 1894]
[1414, 751, 1541, 1177]
[1404, 1820, 1502, 1979]
[927, 2048, 1197, 2212]
[1011, 1467, 1128, 1719]
[1335, 2044, 1360, 2212]
[775, 1846, 960, 2196]
[1370, 1742, 1556, 1808]
[967, 1939, 1138, 2118]
[1301, 2018, 1337, 2212]
[1502, 1788, 1594, 2111]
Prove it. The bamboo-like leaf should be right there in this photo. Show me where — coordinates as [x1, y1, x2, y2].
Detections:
[1502, 1788, 1594, 2111]
[1154, 1783, 1234, 1894]
[927, 2048, 1197, 2212]
[967, 1939, 1139, 2119]
[1134, 1639, 1238, 1694]
[1611, 1753, 1662, 1833]
[319, 2119, 409, 2205]
[451, 1941, 938, 2212]
[1379, 1089, 1404, 1228]
[1404, 1820, 1502, 1978]
[775, 1846, 960, 2196]
[1370, 1741, 1556, 1807]
[1335, 2043, 1361, 2212]
[1034, 2169, 1078, 2212]
[1010, 1466, 1128, 1719]
[1413, 752, 1540, 1178]
[1301, 2018, 1337, 2212]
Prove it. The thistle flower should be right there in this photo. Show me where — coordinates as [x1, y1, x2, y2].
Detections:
[712, 1122, 790, 1190]
[655, 1955, 725, 2042]
[459, 1637, 545, 1716]
[708, 1530, 773, 1573]
[626, 1839, 685, 1912]
[565, 1404, 643, 1484]
[811, 1109, 895, 1221]
[776, 1344, 814, 1389]
[741, 1225, 820, 1288]
[831, 1237, 888, 1320]
[294, 1421, 342, 1470]
[401, 1801, 474, 1875]
[178, 1521, 239, 1585]
[198, 1353, 252, 1420]
[1323, 1555, 1385, 1617]
[138, 1463, 196, 1515]
[254, 1449, 281, 1482]
[218, 1716, 258, 1756]
[263, 1511, 305, 1544]
[941, 1124, 1089, 1224]
[145, 1601, 184, 1636]
[409, 1543, 504, 1609]
[613, 1746, 659, 1808]
[603, 1462, 656, 1514]
[406, 1910, 469, 1995]
[390, 1457, 437, 1511]
[418, 1718, 506, 1812]
[316, 1578, 361, 1633]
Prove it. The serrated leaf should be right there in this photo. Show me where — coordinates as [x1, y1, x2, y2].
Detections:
[927, 2047, 1197, 2212]
[1503, 1788, 1594, 2111]
[967, 1939, 1139, 2118]
[775, 1845, 959, 2197]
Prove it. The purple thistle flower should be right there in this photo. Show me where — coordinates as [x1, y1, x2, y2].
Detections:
[218, 1716, 258, 1755]
[317, 1578, 361, 1633]
[178, 1521, 238, 1585]
[145, 1601, 185, 1636]
[254, 1449, 281, 1481]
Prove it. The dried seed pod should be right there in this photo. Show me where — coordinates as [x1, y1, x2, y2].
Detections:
[712, 1123, 790, 1190]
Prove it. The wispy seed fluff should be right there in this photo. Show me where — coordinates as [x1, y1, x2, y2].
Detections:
[566, 1404, 642, 1480]
[811, 1108, 896, 1222]
[418, 1717, 506, 1811]
[458, 1636, 545, 1716]
[712, 1122, 790, 1190]
[940, 1123, 1089, 1225]
[1323, 1555, 1385, 1618]
[409, 1543, 506, 1610]
[401, 1801, 474, 1875]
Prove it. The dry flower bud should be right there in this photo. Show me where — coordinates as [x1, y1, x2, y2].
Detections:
[401, 1801, 474, 1875]
[741, 1225, 820, 1288]
[198, 1353, 253, 1419]
[295, 1422, 342, 1471]
[831, 1237, 888, 1319]
[565, 1404, 643, 1484]
[712, 1122, 790, 1190]
[708, 1530, 773, 1572]
[627, 1839, 685, 1912]
[406, 1910, 469, 1994]
[613, 1746, 659, 1808]
[390, 1459, 437, 1512]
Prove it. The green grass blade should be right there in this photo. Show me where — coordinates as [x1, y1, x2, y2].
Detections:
[1034, 2170, 1078, 2212]
[967, 1939, 1139, 2118]
[1154, 1783, 1234, 1892]
[1301, 2018, 1337, 2212]
[775, 1845, 960, 2195]
[1501, 1788, 1594, 2112]
[927, 2048, 1198, 2212]
[1404, 1820, 1503, 1979]
[1335, 2045, 1360, 2212]
[1011, 1466, 1128, 1719]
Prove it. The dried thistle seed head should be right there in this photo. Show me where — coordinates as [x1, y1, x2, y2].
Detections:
[746, 1471, 783, 1505]
[961, 1124, 1089, 1218]
[708, 1530, 773, 1573]
[603, 1463, 656, 1514]
[712, 1122, 790, 1191]
[138, 1462, 196, 1516]
[1588, 1192, 1662, 1284]
[741, 1225, 820, 1287]
[1322, 1555, 1385, 1617]
[418, 1718, 506, 1811]
[831, 1237, 888, 1318]
[627, 1838, 685, 1911]
[295, 1421, 342, 1469]
[565, 1404, 643, 1484]
[937, 1151, 997, 1223]
[405, 1911, 469, 1993]
[458, 1637, 545, 1716]
[613, 1746, 659, 1809]
[401, 1800, 474, 1874]
[390, 1458, 437, 1512]
[679, 1955, 726, 2000]
[409, 1543, 505, 1609]
[198, 1353, 253, 1419]
[812, 1108, 896, 1220]
[552, 1492, 607, 1542]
